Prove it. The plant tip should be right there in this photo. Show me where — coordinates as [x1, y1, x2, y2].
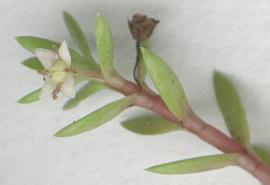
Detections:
[54, 131, 64, 137]
[144, 166, 158, 173]
[213, 70, 222, 76]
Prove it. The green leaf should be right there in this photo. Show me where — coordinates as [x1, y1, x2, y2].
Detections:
[121, 115, 181, 135]
[63, 11, 93, 61]
[141, 47, 187, 120]
[16, 36, 99, 71]
[213, 71, 250, 145]
[55, 96, 134, 137]
[136, 41, 149, 86]
[146, 154, 239, 175]
[16, 36, 58, 52]
[22, 57, 44, 71]
[95, 14, 114, 79]
[252, 145, 270, 165]
[18, 88, 41, 104]
[63, 81, 105, 110]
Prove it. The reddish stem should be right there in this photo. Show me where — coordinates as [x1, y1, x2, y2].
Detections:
[119, 79, 270, 184]
[84, 71, 270, 184]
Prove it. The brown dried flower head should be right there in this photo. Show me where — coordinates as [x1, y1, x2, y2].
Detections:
[128, 13, 160, 41]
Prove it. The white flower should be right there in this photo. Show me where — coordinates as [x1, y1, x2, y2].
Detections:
[35, 41, 76, 99]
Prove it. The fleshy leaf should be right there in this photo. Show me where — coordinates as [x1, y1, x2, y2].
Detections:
[18, 88, 41, 104]
[63, 81, 105, 110]
[16, 36, 59, 52]
[22, 57, 44, 71]
[63, 11, 94, 61]
[55, 96, 134, 137]
[146, 154, 239, 175]
[252, 145, 270, 165]
[213, 71, 250, 145]
[121, 115, 181, 135]
[141, 47, 187, 120]
[95, 14, 114, 79]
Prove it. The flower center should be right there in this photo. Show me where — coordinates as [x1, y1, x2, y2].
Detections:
[48, 60, 69, 83]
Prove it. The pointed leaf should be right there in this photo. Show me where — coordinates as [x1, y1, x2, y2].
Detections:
[121, 115, 181, 135]
[141, 47, 187, 120]
[63, 81, 106, 110]
[18, 88, 41, 104]
[55, 96, 134, 137]
[22, 57, 44, 71]
[63, 11, 94, 61]
[146, 154, 239, 175]
[252, 145, 270, 165]
[16, 36, 58, 52]
[214, 71, 250, 145]
[95, 14, 114, 78]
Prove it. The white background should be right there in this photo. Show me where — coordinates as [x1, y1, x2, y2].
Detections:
[1, 0, 270, 184]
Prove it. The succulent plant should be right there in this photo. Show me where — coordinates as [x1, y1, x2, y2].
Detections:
[17, 11, 270, 185]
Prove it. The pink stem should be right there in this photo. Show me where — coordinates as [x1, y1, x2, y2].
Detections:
[86, 72, 270, 184]
[119, 80, 270, 184]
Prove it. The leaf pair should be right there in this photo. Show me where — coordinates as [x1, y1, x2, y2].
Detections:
[65, 12, 116, 80]
[63, 12, 101, 72]
[150, 71, 269, 175]
[138, 51, 270, 174]
[141, 67, 253, 175]
[96, 14, 188, 122]
[139, 46, 252, 147]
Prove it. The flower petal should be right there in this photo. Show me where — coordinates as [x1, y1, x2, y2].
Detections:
[58, 40, 71, 64]
[35, 48, 57, 68]
[40, 79, 56, 98]
[61, 73, 75, 98]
